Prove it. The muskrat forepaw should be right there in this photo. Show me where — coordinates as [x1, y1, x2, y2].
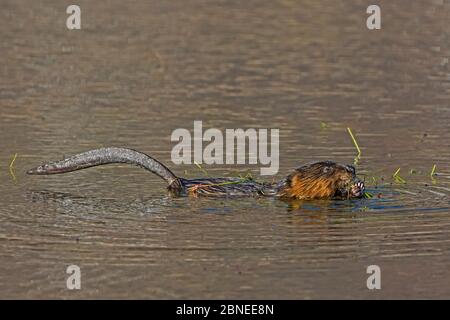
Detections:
[350, 181, 365, 197]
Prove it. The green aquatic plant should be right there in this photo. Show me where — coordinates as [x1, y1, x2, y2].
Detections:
[372, 176, 378, 185]
[430, 164, 436, 177]
[347, 127, 361, 165]
[430, 164, 437, 184]
[320, 121, 328, 129]
[193, 160, 210, 177]
[363, 192, 373, 199]
[9, 153, 18, 183]
[238, 172, 253, 180]
[393, 168, 406, 184]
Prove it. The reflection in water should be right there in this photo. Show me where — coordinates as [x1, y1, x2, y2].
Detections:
[1, 0, 450, 298]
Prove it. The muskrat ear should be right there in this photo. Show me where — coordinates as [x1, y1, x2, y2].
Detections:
[322, 166, 333, 174]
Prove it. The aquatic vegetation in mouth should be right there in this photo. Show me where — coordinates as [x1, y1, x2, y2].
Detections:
[347, 127, 361, 165]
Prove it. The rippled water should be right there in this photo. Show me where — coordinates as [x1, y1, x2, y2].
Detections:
[1, 0, 450, 299]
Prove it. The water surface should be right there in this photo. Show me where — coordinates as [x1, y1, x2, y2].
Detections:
[1, 0, 450, 299]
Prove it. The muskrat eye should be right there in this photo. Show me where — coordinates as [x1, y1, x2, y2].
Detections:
[346, 165, 356, 174]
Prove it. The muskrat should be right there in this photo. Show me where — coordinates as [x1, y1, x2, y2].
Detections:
[27, 147, 365, 200]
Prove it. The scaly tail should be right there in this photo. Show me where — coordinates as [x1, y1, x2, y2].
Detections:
[27, 147, 183, 193]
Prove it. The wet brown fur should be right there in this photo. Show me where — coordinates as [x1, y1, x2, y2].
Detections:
[278, 161, 358, 200]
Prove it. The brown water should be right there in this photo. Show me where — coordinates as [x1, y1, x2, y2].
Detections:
[1, 0, 450, 299]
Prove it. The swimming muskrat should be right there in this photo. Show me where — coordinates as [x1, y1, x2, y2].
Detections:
[27, 147, 365, 200]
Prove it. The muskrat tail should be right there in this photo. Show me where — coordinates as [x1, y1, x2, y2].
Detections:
[27, 147, 183, 193]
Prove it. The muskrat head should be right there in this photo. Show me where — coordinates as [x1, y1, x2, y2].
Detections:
[279, 161, 365, 200]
